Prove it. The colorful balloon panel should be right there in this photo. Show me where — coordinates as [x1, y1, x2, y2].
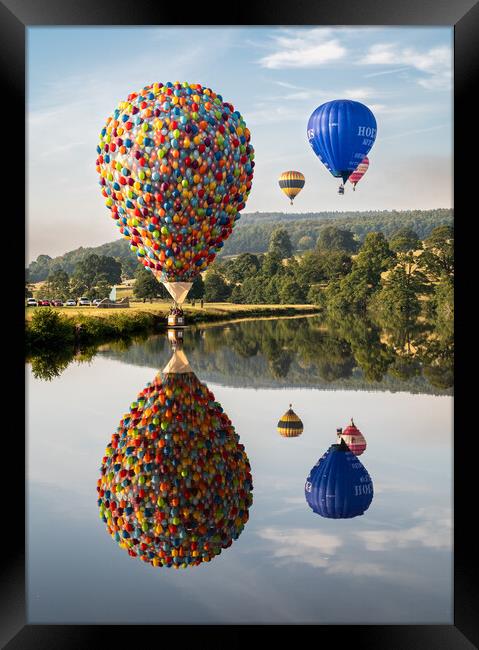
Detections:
[348, 157, 369, 189]
[307, 100, 377, 184]
[305, 440, 373, 518]
[97, 370, 253, 568]
[96, 82, 255, 283]
[278, 171, 305, 204]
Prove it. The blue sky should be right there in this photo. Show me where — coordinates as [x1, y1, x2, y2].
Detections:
[27, 27, 452, 261]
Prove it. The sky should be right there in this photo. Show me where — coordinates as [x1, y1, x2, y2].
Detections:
[27, 27, 453, 262]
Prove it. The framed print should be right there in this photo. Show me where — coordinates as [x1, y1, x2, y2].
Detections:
[5, 0, 477, 646]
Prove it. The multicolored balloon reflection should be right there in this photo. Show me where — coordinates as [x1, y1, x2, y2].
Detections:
[97, 356, 253, 569]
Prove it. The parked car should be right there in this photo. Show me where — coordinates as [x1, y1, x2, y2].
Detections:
[78, 297, 91, 306]
[92, 298, 102, 306]
[51, 299, 63, 306]
[38, 299, 51, 306]
[65, 299, 77, 307]
[26, 298, 38, 307]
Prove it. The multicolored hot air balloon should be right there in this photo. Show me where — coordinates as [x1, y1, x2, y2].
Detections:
[97, 341, 253, 569]
[307, 99, 377, 194]
[337, 418, 367, 456]
[277, 404, 303, 437]
[305, 439, 373, 518]
[96, 82, 255, 307]
[348, 157, 369, 191]
[278, 171, 305, 205]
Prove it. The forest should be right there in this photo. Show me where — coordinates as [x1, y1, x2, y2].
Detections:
[27, 208, 453, 282]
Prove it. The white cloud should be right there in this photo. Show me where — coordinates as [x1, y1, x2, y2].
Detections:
[257, 526, 393, 576]
[364, 66, 410, 79]
[246, 104, 301, 126]
[356, 507, 452, 552]
[380, 123, 450, 141]
[259, 29, 347, 69]
[273, 80, 308, 90]
[343, 87, 377, 100]
[258, 526, 342, 559]
[360, 44, 452, 90]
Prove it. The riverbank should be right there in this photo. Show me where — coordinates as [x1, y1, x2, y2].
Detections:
[25, 303, 319, 353]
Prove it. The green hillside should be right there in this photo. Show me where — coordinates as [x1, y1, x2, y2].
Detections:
[27, 208, 453, 282]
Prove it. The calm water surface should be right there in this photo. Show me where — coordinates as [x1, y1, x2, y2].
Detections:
[27, 317, 452, 624]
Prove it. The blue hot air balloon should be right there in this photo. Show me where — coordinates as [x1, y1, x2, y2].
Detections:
[307, 99, 377, 193]
[305, 439, 373, 518]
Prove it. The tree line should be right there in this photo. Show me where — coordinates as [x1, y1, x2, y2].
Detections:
[26, 209, 452, 282]
[204, 224, 454, 327]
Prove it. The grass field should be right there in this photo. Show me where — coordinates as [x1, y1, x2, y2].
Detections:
[25, 302, 318, 321]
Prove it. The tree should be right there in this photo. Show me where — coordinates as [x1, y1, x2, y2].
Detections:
[371, 264, 427, 321]
[229, 284, 245, 304]
[222, 253, 260, 283]
[120, 256, 140, 280]
[279, 279, 306, 304]
[28, 254, 53, 282]
[420, 225, 454, 281]
[44, 269, 71, 301]
[97, 256, 122, 284]
[297, 235, 314, 250]
[268, 227, 293, 259]
[317, 225, 358, 253]
[90, 274, 113, 300]
[72, 254, 122, 290]
[260, 252, 282, 277]
[238, 275, 265, 304]
[319, 250, 353, 280]
[204, 270, 231, 302]
[432, 276, 453, 338]
[307, 284, 324, 306]
[354, 232, 395, 287]
[326, 270, 372, 313]
[25, 281, 33, 298]
[295, 252, 326, 285]
[133, 268, 166, 300]
[389, 228, 421, 253]
[263, 277, 281, 304]
[189, 274, 205, 299]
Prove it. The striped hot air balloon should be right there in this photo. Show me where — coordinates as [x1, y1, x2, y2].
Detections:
[277, 404, 303, 437]
[337, 417, 367, 456]
[348, 157, 369, 191]
[278, 171, 305, 205]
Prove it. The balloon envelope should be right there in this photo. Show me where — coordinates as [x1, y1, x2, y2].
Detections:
[305, 440, 373, 518]
[96, 82, 255, 300]
[348, 157, 369, 189]
[278, 171, 305, 205]
[307, 100, 377, 184]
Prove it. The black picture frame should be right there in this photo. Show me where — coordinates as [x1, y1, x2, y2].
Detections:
[5, 0, 476, 647]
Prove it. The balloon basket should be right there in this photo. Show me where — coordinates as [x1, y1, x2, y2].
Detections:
[167, 327, 184, 350]
[167, 313, 186, 328]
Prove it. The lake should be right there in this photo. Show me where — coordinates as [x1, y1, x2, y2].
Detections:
[27, 316, 453, 624]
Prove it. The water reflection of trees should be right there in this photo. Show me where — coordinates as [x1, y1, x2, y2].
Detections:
[27, 315, 453, 392]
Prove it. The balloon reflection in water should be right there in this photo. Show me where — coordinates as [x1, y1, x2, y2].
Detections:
[337, 417, 367, 456]
[305, 439, 373, 519]
[97, 343, 253, 568]
[277, 404, 303, 437]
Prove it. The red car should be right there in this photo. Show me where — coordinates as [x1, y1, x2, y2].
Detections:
[51, 299, 63, 306]
[38, 299, 51, 306]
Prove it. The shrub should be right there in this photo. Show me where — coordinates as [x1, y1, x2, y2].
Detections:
[26, 308, 75, 351]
